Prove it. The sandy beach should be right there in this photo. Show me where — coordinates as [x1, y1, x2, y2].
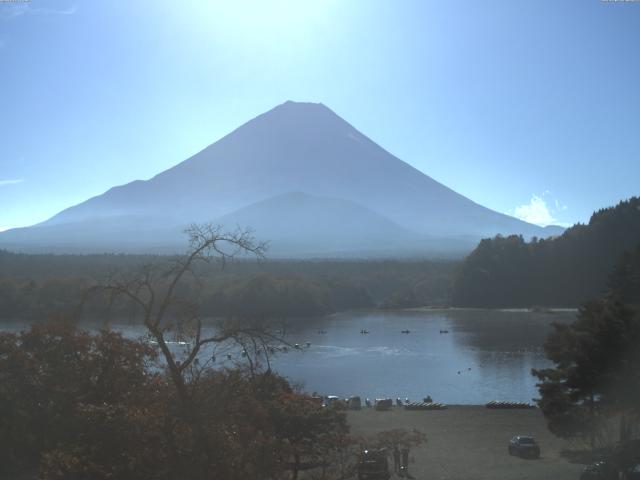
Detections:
[347, 406, 585, 480]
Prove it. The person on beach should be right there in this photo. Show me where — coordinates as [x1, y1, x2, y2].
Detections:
[401, 447, 409, 474]
[393, 445, 401, 473]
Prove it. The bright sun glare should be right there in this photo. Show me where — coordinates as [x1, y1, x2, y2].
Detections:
[196, 0, 337, 40]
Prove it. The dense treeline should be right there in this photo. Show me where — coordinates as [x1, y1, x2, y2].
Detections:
[533, 234, 640, 456]
[0, 273, 373, 321]
[609, 242, 640, 306]
[452, 197, 640, 308]
[0, 252, 457, 320]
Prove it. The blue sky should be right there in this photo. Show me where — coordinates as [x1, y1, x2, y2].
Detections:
[1, 0, 639, 231]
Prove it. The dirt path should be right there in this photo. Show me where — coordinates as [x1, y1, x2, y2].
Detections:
[347, 406, 584, 480]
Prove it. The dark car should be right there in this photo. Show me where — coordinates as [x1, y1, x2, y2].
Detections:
[613, 439, 640, 472]
[508, 435, 540, 458]
[357, 449, 390, 480]
[580, 460, 618, 480]
[627, 464, 640, 480]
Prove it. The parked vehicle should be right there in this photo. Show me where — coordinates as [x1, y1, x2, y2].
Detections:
[613, 439, 640, 473]
[348, 396, 362, 410]
[374, 398, 393, 411]
[579, 460, 618, 480]
[324, 395, 340, 407]
[580, 440, 640, 480]
[357, 449, 390, 480]
[627, 464, 640, 480]
[508, 435, 540, 458]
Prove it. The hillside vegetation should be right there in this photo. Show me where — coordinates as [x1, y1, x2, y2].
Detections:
[0, 253, 456, 321]
[452, 197, 640, 308]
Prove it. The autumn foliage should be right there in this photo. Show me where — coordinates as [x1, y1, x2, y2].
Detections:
[0, 323, 349, 480]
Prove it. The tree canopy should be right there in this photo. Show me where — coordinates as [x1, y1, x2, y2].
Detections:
[0, 323, 351, 480]
[452, 197, 640, 308]
[532, 241, 640, 449]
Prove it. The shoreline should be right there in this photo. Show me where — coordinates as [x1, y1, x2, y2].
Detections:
[403, 306, 579, 313]
[0, 305, 580, 324]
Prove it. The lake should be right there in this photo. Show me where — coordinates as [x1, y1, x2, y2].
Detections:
[269, 308, 576, 404]
[1, 308, 576, 405]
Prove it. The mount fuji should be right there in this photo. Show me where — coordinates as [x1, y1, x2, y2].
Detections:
[0, 101, 562, 256]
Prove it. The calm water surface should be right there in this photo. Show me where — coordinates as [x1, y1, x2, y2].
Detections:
[2, 308, 576, 405]
[270, 308, 575, 404]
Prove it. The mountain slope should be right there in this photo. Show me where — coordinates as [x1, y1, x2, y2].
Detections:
[218, 191, 414, 248]
[1, 101, 560, 255]
[0, 192, 478, 256]
[215, 192, 474, 257]
[0, 216, 185, 254]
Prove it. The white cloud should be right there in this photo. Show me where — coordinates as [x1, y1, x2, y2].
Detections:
[554, 198, 568, 211]
[1, 3, 77, 20]
[0, 178, 24, 186]
[30, 4, 77, 15]
[514, 195, 556, 226]
[513, 191, 570, 227]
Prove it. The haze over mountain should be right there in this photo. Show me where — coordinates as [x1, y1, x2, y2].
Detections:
[1, 101, 563, 256]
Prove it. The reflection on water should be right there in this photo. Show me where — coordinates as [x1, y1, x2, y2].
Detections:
[1, 308, 575, 404]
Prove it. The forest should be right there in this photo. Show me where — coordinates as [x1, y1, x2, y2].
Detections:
[0, 251, 456, 322]
[3, 198, 639, 319]
[533, 236, 640, 454]
[0, 224, 430, 480]
[451, 197, 640, 308]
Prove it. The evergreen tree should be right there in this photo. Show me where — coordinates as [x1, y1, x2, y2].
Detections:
[533, 242, 640, 448]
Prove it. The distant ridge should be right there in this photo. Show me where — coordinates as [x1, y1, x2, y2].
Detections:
[214, 192, 476, 257]
[0, 101, 563, 256]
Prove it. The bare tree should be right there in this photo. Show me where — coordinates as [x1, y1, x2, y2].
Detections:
[83, 223, 283, 404]
[80, 224, 290, 478]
